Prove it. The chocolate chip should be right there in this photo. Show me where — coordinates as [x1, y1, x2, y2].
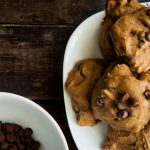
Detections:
[14, 125, 21, 133]
[127, 98, 139, 107]
[117, 109, 128, 119]
[25, 128, 33, 137]
[7, 134, 16, 142]
[0, 142, 8, 149]
[16, 135, 21, 144]
[96, 93, 106, 107]
[147, 9, 150, 16]
[16, 128, 24, 136]
[138, 41, 145, 48]
[119, 93, 138, 107]
[0, 134, 5, 142]
[120, 93, 130, 103]
[145, 32, 150, 42]
[31, 141, 40, 150]
[138, 32, 145, 41]
[96, 99, 104, 107]
[18, 143, 25, 150]
[0, 122, 2, 130]
[20, 135, 25, 142]
[25, 137, 34, 143]
[5, 124, 14, 133]
[131, 31, 136, 35]
[132, 142, 136, 146]
[8, 144, 17, 150]
[144, 90, 150, 99]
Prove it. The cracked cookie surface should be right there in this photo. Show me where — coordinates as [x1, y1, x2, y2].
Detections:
[110, 7, 150, 73]
[102, 123, 150, 150]
[100, 0, 143, 60]
[92, 63, 150, 132]
[66, 59, 104, 126]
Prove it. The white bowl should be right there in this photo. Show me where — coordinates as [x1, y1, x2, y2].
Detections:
[0, 92, 68, 150]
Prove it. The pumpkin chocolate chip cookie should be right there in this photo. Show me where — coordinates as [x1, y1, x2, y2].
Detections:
[65, 59, 105, 126]
[92, 63, 150, 132]
[100, 0, 143, 60]
[102, 123, 150, 150]
[110, 7, 150, 73]
[106, 0, 143, 18]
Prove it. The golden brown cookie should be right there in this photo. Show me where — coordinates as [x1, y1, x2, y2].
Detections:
[100, 0, 143, 60]
[110, 7, 150, 73]
[92, 63, 150, 132]
[106, 0, 143, 18]
[66, 59, 104, 126]
[102, 123, 150, 150]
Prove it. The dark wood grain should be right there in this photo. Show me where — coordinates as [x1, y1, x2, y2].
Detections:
[0, 25, 74, 100]
[0, 0, 105, 25]
[0, 0, 146, 25]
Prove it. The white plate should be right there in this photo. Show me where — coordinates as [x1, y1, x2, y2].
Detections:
[63, 2, 149, 150]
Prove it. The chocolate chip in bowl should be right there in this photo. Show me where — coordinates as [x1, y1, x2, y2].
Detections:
[0, 92, 68, 150]
[0, 122, 40, 150]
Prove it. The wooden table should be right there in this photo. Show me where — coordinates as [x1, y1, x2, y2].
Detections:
[0, 0, 147, 149]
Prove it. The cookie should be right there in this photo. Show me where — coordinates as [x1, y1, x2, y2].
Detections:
[110, 7, 150, 73]
[66, 59, 104, 126]
[92, 63, 150, 132]
[102, 123, 150, 150]
[106, 0, 143, 18]
[100, 0, 143, 60]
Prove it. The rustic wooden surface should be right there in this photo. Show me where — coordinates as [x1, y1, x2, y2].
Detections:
[0, 0, 147, 149]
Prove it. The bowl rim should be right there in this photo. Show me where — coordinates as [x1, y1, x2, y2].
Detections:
[0, 92, 69, 150]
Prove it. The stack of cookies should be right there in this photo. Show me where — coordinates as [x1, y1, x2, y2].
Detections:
[65, 0, 150, 149]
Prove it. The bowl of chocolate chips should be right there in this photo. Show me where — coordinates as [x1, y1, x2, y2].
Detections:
[0, 92, 68, 150]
